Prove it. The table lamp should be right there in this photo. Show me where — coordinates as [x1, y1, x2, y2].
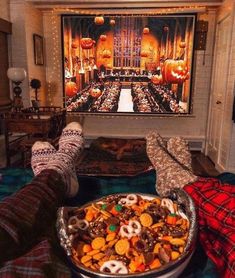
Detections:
[7, 67, 27, 110]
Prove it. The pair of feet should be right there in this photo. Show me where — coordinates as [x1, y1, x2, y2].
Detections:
[146, 131, 197, 196]
[31, 122, 84, 197]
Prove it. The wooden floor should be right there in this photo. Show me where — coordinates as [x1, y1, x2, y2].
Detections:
[191, 151, 219, 177]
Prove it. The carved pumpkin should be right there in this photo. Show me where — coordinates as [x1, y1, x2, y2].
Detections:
[140, 51, 148, 58]
[143, 27, 150, 34]
[65, 81, 77, 97]
[102, 49, 111, 58]
[179, 41, 186, 48]
[81, 38, 93, 49]
[90, 88, 102, 98]
[162, 59, 190, 84]
[163, 26, 169, 32]
[100, 34, 107, 41]
[110, 19, 115, 26]
[151, 74, 163, 85]
[94, 16, 104, 25]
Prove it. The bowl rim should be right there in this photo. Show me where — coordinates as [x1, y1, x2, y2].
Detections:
[57, 190, 197, 278]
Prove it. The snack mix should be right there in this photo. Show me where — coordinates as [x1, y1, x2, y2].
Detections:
[67, 194, 189, 274]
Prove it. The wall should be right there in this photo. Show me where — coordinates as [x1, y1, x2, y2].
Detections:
[9, 0, 46, 107]
[0, 0, 10, 21]
[43, 10, 216, 144]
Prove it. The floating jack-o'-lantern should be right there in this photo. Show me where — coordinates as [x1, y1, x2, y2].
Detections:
[143, 27, 150, 34]
[80, 38, 93, 49]
[100, 34, 107, 41]
[65, 81, 77, 98]
[162, 59, 190, 84]
[179, 41, 186, 48]
[151, 74, 163, 85]
[140, 50, 148, 58]
[163, 26, 169, 32]
[94, 16, 104, 25]
[90, 87, 102, 98]
[102, 49, 111, 58]
[110, 19, 115, 26]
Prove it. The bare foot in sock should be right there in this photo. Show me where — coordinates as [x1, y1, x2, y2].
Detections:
[146, 131, 197, 196]
[31, 141, 56, 176]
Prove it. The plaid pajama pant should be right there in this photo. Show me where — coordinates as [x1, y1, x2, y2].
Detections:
[0, 169, 71, 278]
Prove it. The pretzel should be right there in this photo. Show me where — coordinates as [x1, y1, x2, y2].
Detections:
[68, 216, 89, 233]
[100, 260, 128, 274]
[161, 198, 175, 214]
[120, 220, 141, 239]
[118, 194, 138, 206]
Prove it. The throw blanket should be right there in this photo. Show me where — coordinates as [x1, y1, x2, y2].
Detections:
[185, 177, 235, 278]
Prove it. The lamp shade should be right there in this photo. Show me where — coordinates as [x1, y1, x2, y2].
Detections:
[7, 68, 27, 82]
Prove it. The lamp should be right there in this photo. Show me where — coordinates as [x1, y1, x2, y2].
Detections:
[7, 67, 27, 110]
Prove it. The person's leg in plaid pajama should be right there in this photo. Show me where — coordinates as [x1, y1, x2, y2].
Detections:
[146, 131, 235, 278]
[0, 122, 84, 277]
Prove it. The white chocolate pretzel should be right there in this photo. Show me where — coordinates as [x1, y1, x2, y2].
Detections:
[68, 216, 89, 233]
[161, 198, 175, 214]
[120, 220, 141, 239]
[118, 194, 138, 206]
[100, 260, 128, 274]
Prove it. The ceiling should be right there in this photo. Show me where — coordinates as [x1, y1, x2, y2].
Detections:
[27, 0, 223, 11]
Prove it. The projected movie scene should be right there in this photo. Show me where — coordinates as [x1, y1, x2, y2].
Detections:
[62, 15, 195, 114]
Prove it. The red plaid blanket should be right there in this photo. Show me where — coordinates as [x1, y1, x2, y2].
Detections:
[184, 178, 235, 278]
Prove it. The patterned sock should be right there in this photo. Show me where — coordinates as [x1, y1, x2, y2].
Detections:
[146, 131, 197, 196]
[31, 141, 56, 176]
[46, 122, 84, 197]
[167, 137, 193, 171]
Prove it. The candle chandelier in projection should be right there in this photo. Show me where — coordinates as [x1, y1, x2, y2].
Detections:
[61, 12, 196, 115]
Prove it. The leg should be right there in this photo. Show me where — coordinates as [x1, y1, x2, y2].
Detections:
[146, 131, 197, 196]
[167, 136, 193, 171]
[0, 169, 65, 263]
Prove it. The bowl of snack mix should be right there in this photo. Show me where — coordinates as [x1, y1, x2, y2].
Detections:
[57, 189, 197, 278]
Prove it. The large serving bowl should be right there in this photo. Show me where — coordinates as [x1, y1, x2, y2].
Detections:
[57, 189, 197, 278]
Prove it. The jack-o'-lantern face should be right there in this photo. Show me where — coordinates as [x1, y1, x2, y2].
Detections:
[90, 88, 102, 98]
[162, 59, 190, 84]
[80, 38, 93, 49]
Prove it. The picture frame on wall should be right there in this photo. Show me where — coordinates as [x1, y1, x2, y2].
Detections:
[33, 34, 44, 65]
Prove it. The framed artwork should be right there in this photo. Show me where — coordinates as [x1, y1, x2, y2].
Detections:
[62, 14, 196, 115]
[33, 34, 44, 65]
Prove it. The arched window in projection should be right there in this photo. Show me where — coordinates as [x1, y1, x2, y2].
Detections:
[113, 17, 141, 68]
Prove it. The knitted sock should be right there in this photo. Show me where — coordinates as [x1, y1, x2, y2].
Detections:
[167, 137, 193, 171]
[146, 132, 197, 196]
[46, 122, 84, 197]
[31, 141, 56, 176]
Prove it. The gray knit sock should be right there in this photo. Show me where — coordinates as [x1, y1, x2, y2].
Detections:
[146, 131, 197, 196]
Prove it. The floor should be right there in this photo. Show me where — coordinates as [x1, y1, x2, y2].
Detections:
[191, 151, 219, 177]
